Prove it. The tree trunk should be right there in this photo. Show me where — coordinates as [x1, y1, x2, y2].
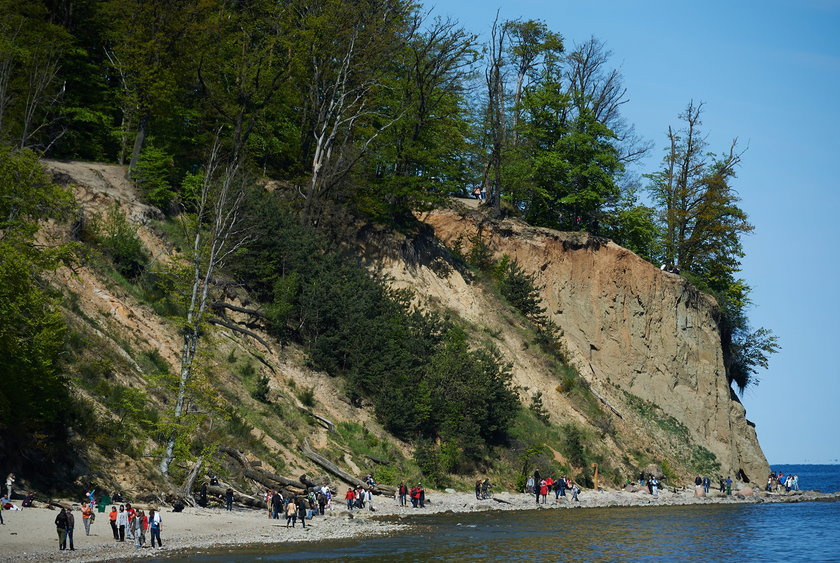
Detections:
[128, 114, 148, 178]
[301, 441, 397, 495]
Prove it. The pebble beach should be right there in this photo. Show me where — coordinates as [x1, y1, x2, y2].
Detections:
[2, 487, 837, 562]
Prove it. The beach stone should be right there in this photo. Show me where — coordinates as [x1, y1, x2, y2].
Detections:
[445, 488, 456, 494]
[694, 487, 705, 497]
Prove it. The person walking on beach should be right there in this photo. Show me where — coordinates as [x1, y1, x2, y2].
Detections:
[571, 482, 580, 502]
[225, 488, 234, 511]
[132, 508, 144, 548]
[398, 483, 408, 506]
[533, 470, 541, 503]
[345, 488, 355, 510]
[149, 509, 162, 548]
[272, 490, 284, 519]
[285, 498, 297, 528]
[81, 501, 93, 535]
[55, 506, 69, 550]
[116, 505, 128, 541]
[65, 508, 75, 550]
[296, 496, 307, 528]
[5, 473, 14, 500]
[539, 480, 548, 504]
[109, 506, 119, 539]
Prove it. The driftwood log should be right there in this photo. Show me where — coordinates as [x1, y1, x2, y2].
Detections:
[220, 446, 308, 492]
[301, 441, 397, 495]
[243, 469, 304, 496]
[206, 485, 264, 508]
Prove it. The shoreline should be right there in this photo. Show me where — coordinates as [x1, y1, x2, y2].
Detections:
[2, 488, 837, 562]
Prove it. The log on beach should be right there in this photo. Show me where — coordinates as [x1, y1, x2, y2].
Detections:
[301, 441, 397, 495]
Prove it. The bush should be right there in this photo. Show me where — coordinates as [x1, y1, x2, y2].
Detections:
[94, 205, 148, 279]
[251, 375, 270, 403]
[132, 145, 176, 209]
[494, 255, 546, 321]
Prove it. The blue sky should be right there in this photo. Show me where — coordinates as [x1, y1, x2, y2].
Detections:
[438, 0, 840, 464]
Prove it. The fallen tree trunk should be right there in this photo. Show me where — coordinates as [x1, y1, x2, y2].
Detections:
[220, 447, 308, 490]
[301, 441, 396, 495]
[243, 469, 304, 496]
[300, 409, 335, 432]
[206, 485, 264, 509]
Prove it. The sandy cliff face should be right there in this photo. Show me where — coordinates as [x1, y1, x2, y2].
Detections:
[407, 206, 768, 482]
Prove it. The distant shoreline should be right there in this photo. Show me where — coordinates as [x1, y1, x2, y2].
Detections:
[3, 488, 838, 562]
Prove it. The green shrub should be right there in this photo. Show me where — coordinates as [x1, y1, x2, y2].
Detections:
[296, 386, 315, 407]
[251, 375, 270, 403]
[132, 145, 176, 209]
[94, 205, 148, 279]
[529, 391, 550, 424]
[494, 255, 546, 321]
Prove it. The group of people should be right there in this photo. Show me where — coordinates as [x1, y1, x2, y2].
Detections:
[395, 483, 426, 508]
[637, 474, 663, 496]
[474, 479, 492, 500]
[264, 487, 331, 528]
[694, 475, 734, 495]
[344, 485, 375, 511]
[526, 473, 580, 503]
[106, 503, 163, 548]
[766, 471, 799, 493]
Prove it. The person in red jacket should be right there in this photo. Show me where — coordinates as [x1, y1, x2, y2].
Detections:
[344, 488, 355, 510]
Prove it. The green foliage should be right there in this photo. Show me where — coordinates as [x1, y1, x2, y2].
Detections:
[559, 423, 589, 468]
[493, 255, 546, 321]
[233, 191, 519, 472]
[0, 146, 75, 462]
[132, 145, 176, 209]
[296, 386, 315, 408]
[251, 375, 271, 404]
[92, 204, 149, 279]
[529, 391, 550, 425]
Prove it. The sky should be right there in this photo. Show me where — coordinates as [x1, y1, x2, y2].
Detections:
[438, 0, 840, 464]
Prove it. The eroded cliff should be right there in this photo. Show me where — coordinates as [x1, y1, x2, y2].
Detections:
[378, 203, 769, 483]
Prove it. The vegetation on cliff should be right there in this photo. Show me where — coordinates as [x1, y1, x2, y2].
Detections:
[0, 0, 775, 493]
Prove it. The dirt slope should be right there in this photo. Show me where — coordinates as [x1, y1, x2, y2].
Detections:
[398, 204, 769, 483]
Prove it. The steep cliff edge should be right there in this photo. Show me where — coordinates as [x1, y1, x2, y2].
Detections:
[380, 204, 768, 483]
[29, 160, 768, 496]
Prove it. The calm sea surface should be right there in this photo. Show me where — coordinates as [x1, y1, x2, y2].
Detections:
[157, 465, 840, 562]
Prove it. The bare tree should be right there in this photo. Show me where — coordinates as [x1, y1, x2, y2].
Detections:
[564, 37, 650, 164]
[483, 13, 507, 217]
[299, 0, 415, 223]
[159, 137, 249, 476]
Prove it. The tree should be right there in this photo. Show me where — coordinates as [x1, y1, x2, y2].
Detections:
[482, 13, 508, 217]
[0, 0, 71, 149]
[159, 138, 248, 475]
[0, 145, 75, 452]
[361, 15, 478, 219]
[647, 102, 778, 391]
[101, 0, 205, 174]
[505, 19, 563, 145]
[646, 101, 752, 275]
[292, 0, 416, 223]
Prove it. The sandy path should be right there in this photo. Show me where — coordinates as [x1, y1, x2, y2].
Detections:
[2, 488, 836, 562]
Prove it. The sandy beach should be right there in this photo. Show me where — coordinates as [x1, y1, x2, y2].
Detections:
[2, 487, 837, 562]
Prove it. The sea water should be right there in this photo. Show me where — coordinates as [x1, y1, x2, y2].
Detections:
[155, 464, 840, 562]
